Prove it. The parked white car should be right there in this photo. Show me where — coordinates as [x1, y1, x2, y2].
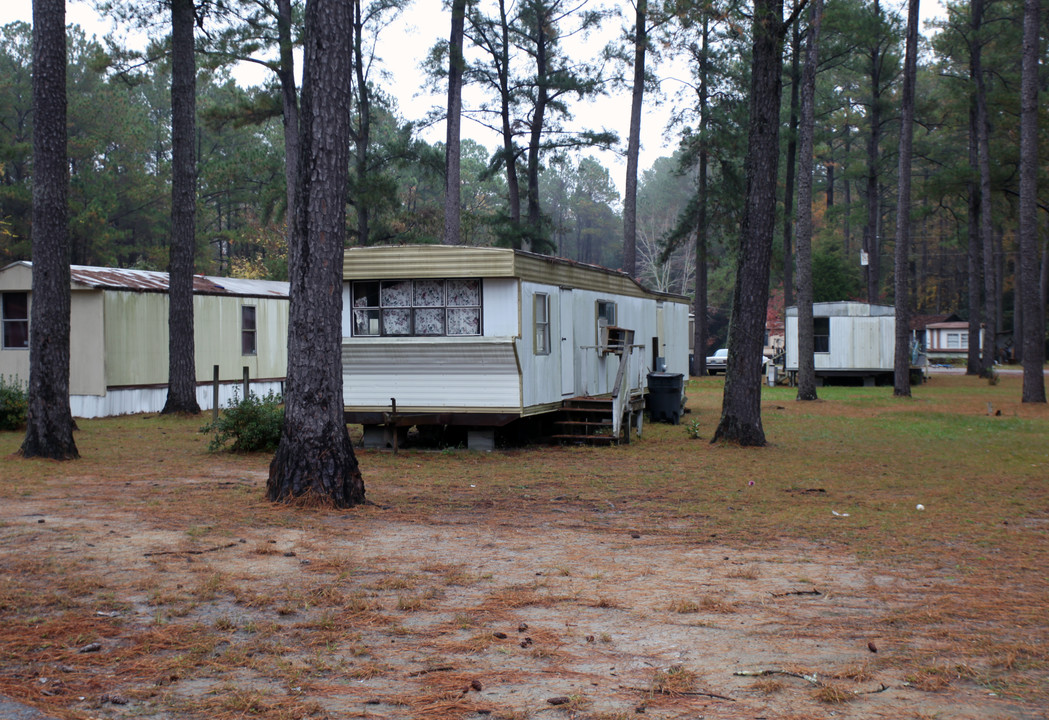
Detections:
[704, 348, 768, 376]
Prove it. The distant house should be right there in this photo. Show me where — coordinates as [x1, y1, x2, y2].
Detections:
[0, 262, 289, 417]
[784, 301, 897, 385]
[924, 320, 982, 361]
[340, 245, 690, 448]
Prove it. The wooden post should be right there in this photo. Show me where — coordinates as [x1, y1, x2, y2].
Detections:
[212, 365, 219, 422]
[242, 366, 250, 399]
[391, 398, 398, 455]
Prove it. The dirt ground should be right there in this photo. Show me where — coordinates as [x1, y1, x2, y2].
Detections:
[3, 456, 1046, 720]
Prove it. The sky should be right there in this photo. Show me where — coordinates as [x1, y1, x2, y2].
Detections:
[1, 0, 947, 200]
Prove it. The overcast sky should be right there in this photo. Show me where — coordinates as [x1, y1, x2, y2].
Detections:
[1, 0, 946, 200]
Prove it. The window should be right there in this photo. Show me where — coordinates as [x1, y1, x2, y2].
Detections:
[946, 331, 967, 349]
[534, 293, 550, 355]
[241, 305, 257, 355]
[351, 279, 482, 337]
[596, 300, 616, 344]
[813, 317, 830, 353]
[2, 292, 29, 349]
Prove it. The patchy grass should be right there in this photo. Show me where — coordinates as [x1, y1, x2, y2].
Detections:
[1, 374, 1047, 719]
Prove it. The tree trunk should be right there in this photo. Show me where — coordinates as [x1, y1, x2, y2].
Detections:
[973, 0, 997, 377]
[162, 0, 201, 415]
[277, 0, 300, 238]
[444, 0, 467, 245]
[1018, 0, 1045, 401]
[862, 1, 882, 304]
[893, 0, 919, 398]
[352, 0, 371, 246]
[795, 0, 823, 402]
[497, 0, 521, 225]
[268, 0, 364, 507]
[781, 5, 800, 308]
[622, 0, 647, 277]
[692, 16, 710, 378]
[713, 0, 785, 447]
[21, 0, 79, 460]
[524, 3, 550, 252]
[966, 87, 982, 375]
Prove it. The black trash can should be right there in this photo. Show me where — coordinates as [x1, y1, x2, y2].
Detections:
[646, 372, 684, 425]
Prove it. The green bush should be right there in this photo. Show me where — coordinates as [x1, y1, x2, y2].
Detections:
[0, 375, 28, 431]
[201, 390, 284, 453]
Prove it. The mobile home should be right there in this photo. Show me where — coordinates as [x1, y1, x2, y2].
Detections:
[784, 301, 896, 385]
[341, 245, 690, 448]
[0, 262, 289, 417]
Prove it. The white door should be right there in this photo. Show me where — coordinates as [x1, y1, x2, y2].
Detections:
[559, 288, 574, 396]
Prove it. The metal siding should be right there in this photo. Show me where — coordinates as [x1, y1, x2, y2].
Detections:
[520, 281, 562, 406]
[103, 291, 169, 386]
[70, 290, 106, 395]
[343, 338, 522, 412]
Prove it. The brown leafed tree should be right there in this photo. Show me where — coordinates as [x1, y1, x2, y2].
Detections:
[162, 0, 201, 415]
[1018, 0, 1045, 402]
[267, 0, 365, 506]
[892, 0, 919, 398]
[713, 0, 797, 446]
[21, 0, 79, 460]
[794, 0, 823, 402]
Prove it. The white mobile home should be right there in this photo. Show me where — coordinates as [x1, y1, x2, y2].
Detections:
[0, 262, 289, 417]
[784, 301, 896, 385]
[341, 245, 690, 448]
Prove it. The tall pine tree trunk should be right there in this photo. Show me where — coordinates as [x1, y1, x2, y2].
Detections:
[862, 2, 882, 305]
[277, 0, 300, 239]
[692, 16, 710, 378]
[966, 93, 983, 375]
[1018, 0, 1045, 401]
[893, 0, 919, 397]
[162, 0, 201, 415]
[21, 0, 78, 460]
[268, 0, 364, 507]
[795, 0, 823, 402]
[713, 0, 785, 446]
[623, 0, 647, 277]
[973, 0, 997, 376]
[444, 0, 467, 245]
[781, 6, 800, 308]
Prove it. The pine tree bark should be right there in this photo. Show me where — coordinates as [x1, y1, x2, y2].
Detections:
[162, 0, 201, 415]
[692, 16, 710, 378]
[267, 0, 364, 507]
[795, 0, 823, 402]
[781, 6, 800, 308]
[973, 0, 997, 377]
[713, 0, 786, 446]
[622, 0, 647, 277]
[21, 0, 79, 460]
[966, 90, 982, 375]
[277, 0, 300, 239]
[1018, 0, 1045, 402]
[893, 0, 919, 397]
[444, 0, 467, 246]
[861, 0, 883, 304]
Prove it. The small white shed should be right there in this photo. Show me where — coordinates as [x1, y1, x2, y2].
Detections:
[784, 301, 896, 385]
[341, 245, 690, 447]
[0, 262, 289, 417]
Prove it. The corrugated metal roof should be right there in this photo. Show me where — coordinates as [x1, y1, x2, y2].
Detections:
[64, 265, 289, 298]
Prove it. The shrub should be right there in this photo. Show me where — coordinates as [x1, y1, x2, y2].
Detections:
[0, 375, 28, 431]
[201, 390, 284, 452]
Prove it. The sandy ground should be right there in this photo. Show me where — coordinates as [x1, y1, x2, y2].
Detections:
[2, 466, 1046, 720]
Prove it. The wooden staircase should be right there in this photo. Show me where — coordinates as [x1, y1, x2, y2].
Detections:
[551, 397, 620, 445]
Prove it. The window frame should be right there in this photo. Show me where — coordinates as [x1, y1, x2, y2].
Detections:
[241, 305, 257, 356]
[1, 291, 30, 350]
[813, 317, 830, 354]
[595, 299, 617, 346]
[534, 292, 550, 355]
[351, 279, 483, 338]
